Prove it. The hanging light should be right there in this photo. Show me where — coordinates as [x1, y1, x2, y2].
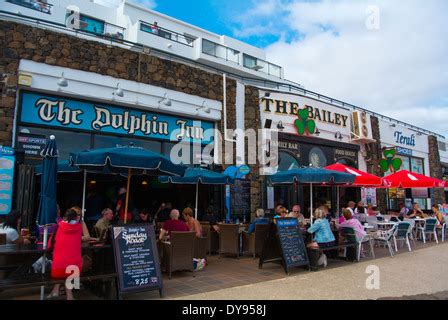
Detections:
[158, 93, 172, 106]
[114, 83, 124, 97]
[196, 100, 210, 114]
[57, 72, 68, 87]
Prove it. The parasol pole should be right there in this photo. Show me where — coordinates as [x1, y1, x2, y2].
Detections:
[336, 186, 340, 218]
[310, 183, 313, 224]
[81, 170, 87, 220]
[124, 168, 131, 224]
[40, 225, 48, 300]
[195, 181, 199, 220]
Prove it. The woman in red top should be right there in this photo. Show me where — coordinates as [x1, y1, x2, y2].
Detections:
[47, 208, 83, 300]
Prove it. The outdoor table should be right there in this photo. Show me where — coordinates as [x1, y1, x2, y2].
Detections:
[376, 221, 396, 230]
[0, 242, 113, 279]
[363, 224, 374, 230]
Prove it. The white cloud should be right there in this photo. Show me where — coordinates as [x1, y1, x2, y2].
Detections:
[133, 0, 157, 9]
[234, 0, 448, 137]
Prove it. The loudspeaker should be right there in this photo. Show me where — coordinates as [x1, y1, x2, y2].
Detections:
[264, 119, 272, 129]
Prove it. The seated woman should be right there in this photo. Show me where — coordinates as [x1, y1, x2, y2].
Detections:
[247, 208, 269, 234]
[135, 209, 152, 223]
[432, 205, 444, 229]
[71, 206, 95, 242]
[47, 208, 83, 300]
[182, 207, 202, 238]
[0, 211, 30, 244]
[307, 208, 336, 268]
[339, 208, 368, 242]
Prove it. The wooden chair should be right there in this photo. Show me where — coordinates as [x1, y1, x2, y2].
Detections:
[194, 224, 209, 259]
[0, 233, 6, 245]
[242, 223, 269, 258]
[161, 231, 195, 279]
[218, 224, 240, 258]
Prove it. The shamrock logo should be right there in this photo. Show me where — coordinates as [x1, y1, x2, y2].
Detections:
[379, 148, 402, 172]
[294, 107, 316, 135]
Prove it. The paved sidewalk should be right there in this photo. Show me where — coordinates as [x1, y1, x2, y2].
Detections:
[175, 242, 448, 300]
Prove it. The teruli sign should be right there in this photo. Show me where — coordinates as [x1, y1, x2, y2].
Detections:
[19, 91, 214, 144]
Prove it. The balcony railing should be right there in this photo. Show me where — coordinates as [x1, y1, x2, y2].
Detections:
[140, 21, 196, 47]
[201, 39, 240, 64]
[243, 54, 282, 78]
[66, 12, 125, 40]
[6, 0, 53, 14]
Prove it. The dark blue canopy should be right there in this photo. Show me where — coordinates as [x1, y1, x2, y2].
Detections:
[159, 167, 235, 184]
[36, 136, 58, 226]
[35, 160, 80, 175]
[267, 167, 355, 185]
[69, 146, 186, 176]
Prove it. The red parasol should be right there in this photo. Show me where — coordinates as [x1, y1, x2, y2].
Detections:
[382, 170, 445, 188]
[325, 163, 382, 187]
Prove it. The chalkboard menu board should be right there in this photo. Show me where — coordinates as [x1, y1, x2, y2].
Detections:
[276, 219, 308, 269]
[259, 218, 309, 274]
[231, 179, 251, 217]
[112, 224, 163, 297]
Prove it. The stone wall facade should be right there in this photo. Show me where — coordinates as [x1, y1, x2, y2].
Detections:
[0, 21, 236, 149]
[428, 135, 445, 205]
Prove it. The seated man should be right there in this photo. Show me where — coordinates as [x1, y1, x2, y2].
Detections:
[246, 209, 269, 234]
[201, 206, 220, 233]
[159, 209, 189, 241]
[95, 208, 114, 242]
[287, 205, 305, 227]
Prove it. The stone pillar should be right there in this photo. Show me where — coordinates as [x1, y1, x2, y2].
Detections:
[368, 116, 387, 211]
[244, 86, 263, 215]
[428, 135, 445, 205]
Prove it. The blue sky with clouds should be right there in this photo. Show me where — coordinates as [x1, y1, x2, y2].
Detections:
[136, 0, 448, 137]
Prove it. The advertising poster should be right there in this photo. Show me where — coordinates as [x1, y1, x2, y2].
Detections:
[0, 147, 15, 215]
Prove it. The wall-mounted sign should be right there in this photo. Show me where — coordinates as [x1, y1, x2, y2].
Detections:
[380, 148, 402, 173]
[16, 133, 47, 160]
[259, 91, 352, 142]
[0, 147, 15, 215]
[19, 91, 214, 145]
[394, 131, 416, 147]
[396, 146, 413, 156]
[378, 118, 428, 154]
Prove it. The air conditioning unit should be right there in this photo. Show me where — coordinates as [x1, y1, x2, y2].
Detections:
[351, 111, 369, 138]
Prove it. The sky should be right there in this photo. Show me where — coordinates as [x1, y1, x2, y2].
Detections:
[131, 0, 448, 137]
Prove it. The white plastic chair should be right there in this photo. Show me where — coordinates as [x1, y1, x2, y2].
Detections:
[372, 224, 397, 257]
[442, 216, 448, 242]
[403, 218, 417, 247]
[393, 221, 413, 252]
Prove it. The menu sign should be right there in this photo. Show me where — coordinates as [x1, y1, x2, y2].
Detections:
[259, 218, 309, 274]
[231, 179, 251, 217]
[0, 147, 15, 215]
[112, 224, 163, 297]
[276, 218, 309, 269]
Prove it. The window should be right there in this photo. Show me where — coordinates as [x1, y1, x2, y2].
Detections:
[79, 15, 105, 35]
[278, 151, 300, 171]
[18, 126, 91, 162]
[411, 158, 424, 174]
[243, 54, 257, 69]
[202, 39, 217, 57]
[93, 135, 161, 153]
[438, 141, 446, 152]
